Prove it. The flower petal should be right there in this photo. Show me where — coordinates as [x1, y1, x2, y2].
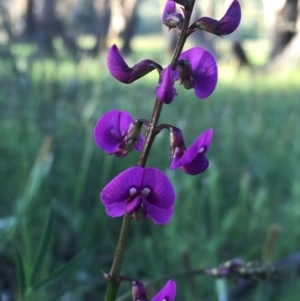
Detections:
[141, 167, 175, 210]
[94, 109, 133, 154]
[155, 66, 176, 104]
[135, 135, 144, 151]
[219, 0, 241, 35]
[107, 44, 132, 83]
[180, 154, 209, 175]
[101, 167, 143, 207]
[170, 129, 213, 175]
[105, 203, 126, 217]
[151, 280, 177, 301]
[179, 48, 217, 99]
[178, 128, 213, 167]
[143, 199, 174, 225]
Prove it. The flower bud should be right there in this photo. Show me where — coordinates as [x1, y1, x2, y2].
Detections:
[132, 280, 149, 301]
[163, 12, 184, 29]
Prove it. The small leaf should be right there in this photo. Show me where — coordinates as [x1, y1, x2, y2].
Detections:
[13, 245, 27, 297]
[30, 203, 55, 286]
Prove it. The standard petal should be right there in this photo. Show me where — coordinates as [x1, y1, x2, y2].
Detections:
[180, 47, 217, 99]
[100, 167, 144, 206]
[107, 44, 133, 83]
[219, 0, 241, 34]
[94, 109, 128, 154]
[155, 66, 176, 104]
[151, 280, 177, 301]
[141, 167, 175, 209]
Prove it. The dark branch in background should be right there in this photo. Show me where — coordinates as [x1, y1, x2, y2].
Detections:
[225, 251, 300, 301]
[269, 0, 299, 59]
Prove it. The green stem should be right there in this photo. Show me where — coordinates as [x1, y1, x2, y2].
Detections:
[104, 2, 196, 300]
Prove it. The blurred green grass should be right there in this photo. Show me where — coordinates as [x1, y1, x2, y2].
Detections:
[1, 45, 300, 300]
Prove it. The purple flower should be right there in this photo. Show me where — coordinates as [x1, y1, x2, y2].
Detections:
[162, 0, 183, 30]
[190, 0, 241, 36]
[94, 109, 143, 157]
[107, 44, 162, 83]
[155, 65, 177, 104]
[151, 280, 176, 301]
[177, 47, 218, 99]
[170, 128, 213, 175]
[100, 167, 175, 225]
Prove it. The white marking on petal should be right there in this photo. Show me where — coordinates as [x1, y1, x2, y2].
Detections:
[129, 187, 137, 196]
[110, 128, 121, 139]
[141, 187, 150, 197]
[199, 147, 204, 153]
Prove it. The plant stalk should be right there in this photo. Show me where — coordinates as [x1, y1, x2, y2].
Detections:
[104, 1, 195, 300]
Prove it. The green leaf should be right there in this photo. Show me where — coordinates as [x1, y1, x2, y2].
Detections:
[33, 251, 85, 292]
[44, 289, 69, 301]
[30, 203, 55, 286]
[13, 245, 27, 297]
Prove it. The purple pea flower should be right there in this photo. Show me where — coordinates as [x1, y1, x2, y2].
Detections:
[155, 65, 177, 104]
[151, 279, 176, 301]
[107, 44, 162, 83]
[190, 0, 241, 37]
[100, 167, 175, 225]
[170, 128, 213, 175]
[162, 0, 184, 30]
[176, 47, 218, 99]
[94, 109, 143, 157]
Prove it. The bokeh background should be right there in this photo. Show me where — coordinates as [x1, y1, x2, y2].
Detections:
[1, 0, 300, 300]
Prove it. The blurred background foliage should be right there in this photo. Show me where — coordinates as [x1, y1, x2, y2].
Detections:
[1, 0, 300, 300]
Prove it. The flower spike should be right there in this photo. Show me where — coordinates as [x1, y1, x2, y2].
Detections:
[177, 47, 218, 99]
[170, 128, 213, 175]
[100, 167, 175, 225]
[107, 44, 162, 83]
[190, 0, 241, 37]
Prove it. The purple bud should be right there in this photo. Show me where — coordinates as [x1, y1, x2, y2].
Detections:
[163, 13, 184, 29]
[155, 65, 177, 104]
[100, 167, 175, 225]
[151, 280, 176, 301]
[170, 129, 213, 175]
[162, 0, 184, 29]
[94, 109, 144, 157]
[132, 280, 149, 301]
[107, 44, 162, 83]
[191, 0, 241, 36]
